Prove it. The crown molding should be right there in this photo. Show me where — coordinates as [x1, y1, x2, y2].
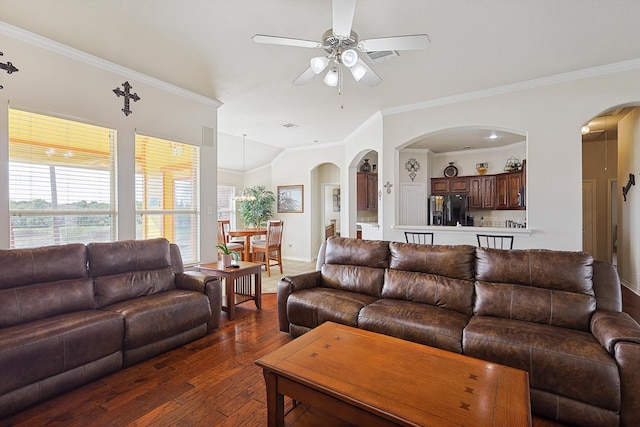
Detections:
[0, 21, 222, 109]
[383, 58, 640, 117]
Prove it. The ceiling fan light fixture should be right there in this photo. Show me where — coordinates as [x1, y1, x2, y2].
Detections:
[310, 56, 329, 74]
[341, 48, 358, 68]
[324, 68, 339, 86]
[350, 62, 368, 81]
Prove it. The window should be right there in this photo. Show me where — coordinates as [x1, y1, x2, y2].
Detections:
[8, 109, 116, 248]
[135, 134, 200, 263]
[217, 184, 236, 225]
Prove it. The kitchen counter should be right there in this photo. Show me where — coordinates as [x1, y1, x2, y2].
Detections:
[392, 224, 532, 237]
[357, 222, 382, 240]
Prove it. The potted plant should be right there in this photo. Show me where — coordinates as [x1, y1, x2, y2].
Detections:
[216, 242, 240, 265]
[238, 185, 276, 228]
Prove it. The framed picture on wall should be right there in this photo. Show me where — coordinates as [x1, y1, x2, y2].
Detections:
[277, 185, 304, 213]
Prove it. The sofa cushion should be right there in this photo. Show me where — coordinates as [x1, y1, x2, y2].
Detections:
[0, 278, 95, 327]
[359, 299, 470, 353]
[0, 310, 123, 396]
[0, 243, 88, 290]
[382, 269, 474, 315]
[463, 316, 620, 412]
[87, 238, 171, 277]
[389, 243, 476, 281]
[321, 264, 385, 298]
[102, 289, 211, 350]
[325, 237, 389, 269]
[287, 288, 378, 330]
[474, 248, 596, 331]
[94, 268, 176, 308]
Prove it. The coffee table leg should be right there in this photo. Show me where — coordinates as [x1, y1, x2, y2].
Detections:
[264, 370, 284, 427]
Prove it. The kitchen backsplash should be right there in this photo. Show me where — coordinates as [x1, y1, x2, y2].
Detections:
[470, 209, 526, 228]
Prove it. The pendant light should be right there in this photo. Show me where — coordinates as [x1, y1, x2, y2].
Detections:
[233, 134, 256, 201]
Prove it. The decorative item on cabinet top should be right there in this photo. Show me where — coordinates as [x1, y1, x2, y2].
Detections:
[405, 158, 420, 182]
[476, 162, 488, 175]
[360, 159, 372, 173]
[504, 156, 521, 172]
[443, 162, 458, 177]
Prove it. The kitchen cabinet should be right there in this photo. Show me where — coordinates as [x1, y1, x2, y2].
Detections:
[431, 177, 469, 194]
[496, 171, 525, 209]
[357, 172, 378, 210]
[469, 176, 496, 209]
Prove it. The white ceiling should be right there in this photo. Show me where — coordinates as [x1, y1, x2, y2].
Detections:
[2, 0, 640, 162]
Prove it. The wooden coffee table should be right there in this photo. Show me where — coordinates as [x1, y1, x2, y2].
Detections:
[256, 322, 531, 427]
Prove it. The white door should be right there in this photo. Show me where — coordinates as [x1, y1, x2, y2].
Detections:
[401, 183, 426, 225]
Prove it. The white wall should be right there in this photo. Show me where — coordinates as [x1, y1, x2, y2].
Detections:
[618, 108, 640, 292]
[0, 25, 221, 262]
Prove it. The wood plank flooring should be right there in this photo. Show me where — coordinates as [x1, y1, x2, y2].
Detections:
[3, 287, 640, 426]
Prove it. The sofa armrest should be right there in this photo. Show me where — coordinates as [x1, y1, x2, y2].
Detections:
[176, 271, 222, 332]
[277, 270, 322, 332]
[591, 310, 640, 354]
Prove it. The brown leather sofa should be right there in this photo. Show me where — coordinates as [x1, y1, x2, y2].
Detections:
[0, 238, 221, 418]
[277, 237, 640, 427]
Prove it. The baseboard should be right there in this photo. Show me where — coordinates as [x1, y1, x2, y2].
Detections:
[282, 256, 315, 263]
[621, 280, 640, 296]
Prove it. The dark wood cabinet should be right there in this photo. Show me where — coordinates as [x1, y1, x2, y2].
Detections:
[357, 173, 378, 210]
[431, 177, 469, 194]
[496, 171, 525, 209]
[469, 176, 496, 209]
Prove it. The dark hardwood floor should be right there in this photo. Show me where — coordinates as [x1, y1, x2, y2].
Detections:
[3, 287, 640, 426]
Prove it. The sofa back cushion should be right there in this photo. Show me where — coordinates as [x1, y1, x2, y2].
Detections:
[320, 237, 389, 298]
[474, 248, 596, 331]
[389, 243, 476, 281]
[0, 243, 88, 289]
[383, 270, 474, 315]
[88, 238, 176, 308]
[0, 244, 93, 327]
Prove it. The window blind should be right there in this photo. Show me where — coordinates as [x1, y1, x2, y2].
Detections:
[8, 109, 117, 248]
[135, 134, 200, 264]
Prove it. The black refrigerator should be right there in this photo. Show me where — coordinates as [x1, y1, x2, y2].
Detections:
[429, 194, 470, 226]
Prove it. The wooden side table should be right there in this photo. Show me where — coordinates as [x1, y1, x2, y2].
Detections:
[196, 261, 262, 320]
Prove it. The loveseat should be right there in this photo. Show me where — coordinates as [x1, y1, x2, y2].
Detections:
[0, 238, 221, 418]
[277, 237, 640, 427]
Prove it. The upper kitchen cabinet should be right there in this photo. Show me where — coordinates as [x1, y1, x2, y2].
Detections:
[496, 161, 526, 210]
[357, 172, 378, 210]
[469, 175, 496, 209]
[431, 177, 470, 194]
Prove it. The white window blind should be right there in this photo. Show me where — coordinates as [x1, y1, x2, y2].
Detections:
[8, 109, 117, 248]
[135, 134, 200, 264]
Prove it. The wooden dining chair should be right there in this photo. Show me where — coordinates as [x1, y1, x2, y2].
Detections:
[476, 234, 514, 250]
[405, 232, 434, 245]
[251, 220, 284, 277]
[217, 219, 244, 258]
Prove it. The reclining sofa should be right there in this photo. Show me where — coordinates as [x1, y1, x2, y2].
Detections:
[0, 238, 221, 418]
[277, 237, 640, 427]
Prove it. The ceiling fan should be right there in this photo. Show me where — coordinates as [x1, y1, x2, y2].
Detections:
[252, 0, 430, 89]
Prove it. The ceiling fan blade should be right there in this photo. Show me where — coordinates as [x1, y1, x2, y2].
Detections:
[253, 34, 324, 49]
[356, 59, 383, 87]
[332, 0, 356, 39]
[359, 34, 431, 52]
[293, 67, 317, 85]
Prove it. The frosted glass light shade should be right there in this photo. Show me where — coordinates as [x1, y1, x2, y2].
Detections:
[350, 62, 368, 81]
[341, 49, 358, 68]
[310, 56, 329, 74]
[324, 68, 339, 86]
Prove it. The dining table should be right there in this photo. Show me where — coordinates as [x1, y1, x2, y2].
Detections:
[227, 228, 267, 261]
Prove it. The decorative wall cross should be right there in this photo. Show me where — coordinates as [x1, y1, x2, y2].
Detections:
[113, 81, 141, 116]
[0, 51, 19, 90]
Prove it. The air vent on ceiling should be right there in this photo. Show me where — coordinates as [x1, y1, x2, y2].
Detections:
[282, 123, 299, 128]
[366, 50, 400, 63]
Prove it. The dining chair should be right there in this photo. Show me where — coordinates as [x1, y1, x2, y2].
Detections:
[217, 219, 244, 258]
[325, 223, 336, 241]
[405, 232, 434, 245]
[251, 220, 284, 277]
[476, 234, 514, 250]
